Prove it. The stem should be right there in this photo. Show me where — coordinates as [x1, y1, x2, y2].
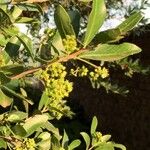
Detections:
[76, 57, 98, 68]
[10, 49, 87, 80]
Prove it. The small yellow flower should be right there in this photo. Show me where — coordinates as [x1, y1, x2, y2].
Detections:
[101, 67, 109, 79]
[63, 35, 77, 53]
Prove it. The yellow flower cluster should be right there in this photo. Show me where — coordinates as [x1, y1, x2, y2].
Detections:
[63, 35, 77, 53]
[39, 63, 73, 119]
[14, 138, 36, 150]
[90, 67, 109, 80]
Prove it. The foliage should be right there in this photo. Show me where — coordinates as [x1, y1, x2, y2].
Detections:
[0, 0, 145, 149]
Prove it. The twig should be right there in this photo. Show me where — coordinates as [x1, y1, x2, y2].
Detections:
[10, 49, 87, 80]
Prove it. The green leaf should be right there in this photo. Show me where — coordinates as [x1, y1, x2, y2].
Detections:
[68, 9, 81, 36]
[11, 125, 27, 137]
[83, 0, 106, 47]
[0, 88, 12, 108]
[11, 5, 22, 20]
[93, 28, 123, 44]
[0, 0, 7, 11]
[0, 64, 24, 76]
[7, 111, 27, 122]
[17, 3, 43, 15]
[54, 4, 75, 39]
[37, 132, 51, 149]
[80, 132, 90, 150]
[62, 130, 69, 149]
[0, 33, 7, 46]
[0, 72, 11, 84]
[5, 36, 21, 58]
[91, 116, 98, 135]
[0, 85, 33, 105]
[113, 143, 126, 150]
[52, 31, 65, 55]
[68, 139, 81, 150]
[2, 26, 19, 36]
[38, 91, 49, 110]
[95, 143, 114, 150]
[43, 121, 61, 141]
[0, 7, 12, 28]
[0, 138, 7, 149]
[79, 43, 142, 61]
[17, 33, 34, 59]
[1, 50, 11, 64]
[23, 114, 48, 137]
[15, 17, 39, 24]
[101, 135, 111, 142]
[117, 11, 143, 33]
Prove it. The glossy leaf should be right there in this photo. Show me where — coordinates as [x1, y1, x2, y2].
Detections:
[54, 4, 75, 39]
[117, 11, 143, 33]
[79, 43, 142, 61]
[68, 139, 81, 150]
[0, 88, 12, 108]
[80, 132, 90, 150]
[23, 114, 48, 137]
[83, 0, 106, 47]
[17, 33, 34, 59]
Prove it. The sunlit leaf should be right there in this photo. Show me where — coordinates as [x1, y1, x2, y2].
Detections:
[83, 0, 106, 47]
[79, 43, 142, 61]
[0, 88, 12, 108]
[62, 130, 69, 149]
[90, 116, 98, 135]
[80, 132, 90, 150]
[37, 132, 51, 149]
[7, 111, 27, 122]
[117, 11, 143, 33]
[38, 91, 49, 110]
[68, 139, 81, 150]
[23, 114, 48, 137]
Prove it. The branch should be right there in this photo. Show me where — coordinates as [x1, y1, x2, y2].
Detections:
[10, 49, 87, 80]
